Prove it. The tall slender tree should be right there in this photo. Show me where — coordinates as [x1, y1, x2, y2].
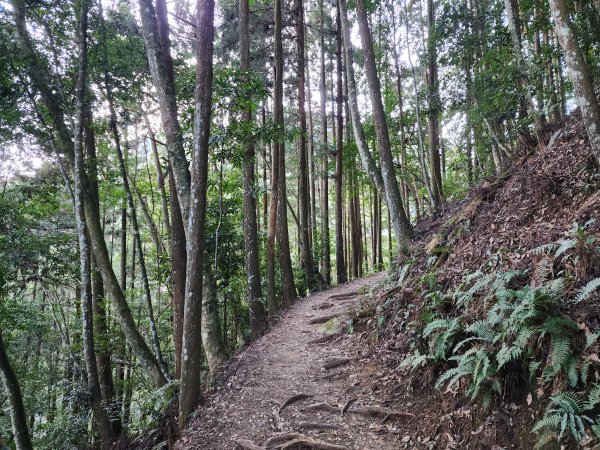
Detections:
[296, 0, 319, 291]
[334, 5, 347, 284]
[138, 0, 191, 222]
[548, 0, 600, 163]
[355, 0, 413, 245]
[275, 0, 298, 304]
[319, 0, 331, 285]
[427, 0, 443, 210]
[0, 328, 33, 450]
[179, 0, 216, 427]
[240, 0, 268, 335]
[72, 0, 115, 444]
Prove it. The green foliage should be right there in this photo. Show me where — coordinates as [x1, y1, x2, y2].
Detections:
[401, 232, 600, 448]
[128, 380, 180, 434]
[533, 392, 592, 447]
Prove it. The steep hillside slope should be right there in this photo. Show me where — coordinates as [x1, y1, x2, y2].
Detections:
[356, 113, 600, 449]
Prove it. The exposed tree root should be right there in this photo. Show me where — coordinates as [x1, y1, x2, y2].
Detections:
[322, 356, 352, 370]
[308, 333, 342, 344]
[272, 406, 282, 431]
[278, 393, 313, 414]
[312, 302, 334, 310]
[311, 371, 346, 382]
[340, 397, 356, 415]
[308, 314, 340, 324]
[279, 436, 350, 450]
[328, 291, 359, 300]
[264, 433, 305, 447]
[236, 439, 266, 450]
[297, 421, 339, 430]
[349, 406, 415, 418]
[303, 402, 339, 413]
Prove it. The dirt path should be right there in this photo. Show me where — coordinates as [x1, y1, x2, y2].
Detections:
[176, 272, 410, 450]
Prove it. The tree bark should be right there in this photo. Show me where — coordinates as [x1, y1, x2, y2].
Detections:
[338, 0, 386, 200]
[297, 0, 319, 292]
[319, 0, 331, 285]
[168, 165, 187, 378]
[266, 138, 280, 314]
[73, 0, 116, 443]
[334, 5, 347, 285]
[427, 0, 443, 210]
[355, 0, 412, 246]
[201, 263, 226, 375]
[548, 0, 600, 163]
[179, 0, 215, 427]
[240, 0, 268, 335]
[0, 328, 33, 450]
[138, 0, 191, 223]
[275, 0, 298, 305]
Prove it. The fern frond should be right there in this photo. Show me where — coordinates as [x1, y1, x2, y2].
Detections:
[533, 258, 553, 284]
[492, 270, 524, 292]
[396, 263, 412, 287]
[541, 278, 565, 298]
[543, 335, 572, 382]
[585, 331, 600, 350]
[566, 356, 578, 387]
[529, 360, 542, 379]
[542, 317, 579, 337]
[573, 277, 600, 304]
[533, 413, 562, 433]
[435, 365, 471, 389]
[554, 239, 577, 257]
[466, 320, 495, 341]
[423, 318, 457, 337]
[585, 384, 600, 410]
[531, 242, 560, 256]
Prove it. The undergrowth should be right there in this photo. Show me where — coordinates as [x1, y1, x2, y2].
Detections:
[400, 221, 600, 448]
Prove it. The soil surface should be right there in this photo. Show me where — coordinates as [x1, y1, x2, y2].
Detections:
[176, 272, 415, 450]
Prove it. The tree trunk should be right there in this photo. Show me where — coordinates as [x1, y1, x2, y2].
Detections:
[138, 0, 191, 223]
[307, 70, 318, 252]
[240, 0, 268, 335]
[73, 1, 116, 444]
[179, 0, 215, 428]
[296, 0, 319, 292]
[427, 0, 443, 210]
[275, 0, 298, 305]
[168, 165, 187, 378]
[319, 0, 331, 285]
[266, 136, 280, 314]
[338, 0, 386, 199]
[0, 328, 33, 450]
[103, 28, 169, 381]
[355, 0, 412, 246]
[548, 0, 600, 163]
[334, 4, 347, 285]
[201, 263, 226, 375]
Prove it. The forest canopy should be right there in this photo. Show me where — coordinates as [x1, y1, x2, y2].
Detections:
[0, 0, 599, 448]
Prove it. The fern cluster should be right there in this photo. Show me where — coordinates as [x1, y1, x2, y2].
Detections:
[400, 231, 600, 448]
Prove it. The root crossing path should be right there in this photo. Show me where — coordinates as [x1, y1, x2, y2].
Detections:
[176, 272, 409, 450]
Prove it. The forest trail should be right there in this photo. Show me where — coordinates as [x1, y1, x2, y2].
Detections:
[176, 272, 407, 450]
